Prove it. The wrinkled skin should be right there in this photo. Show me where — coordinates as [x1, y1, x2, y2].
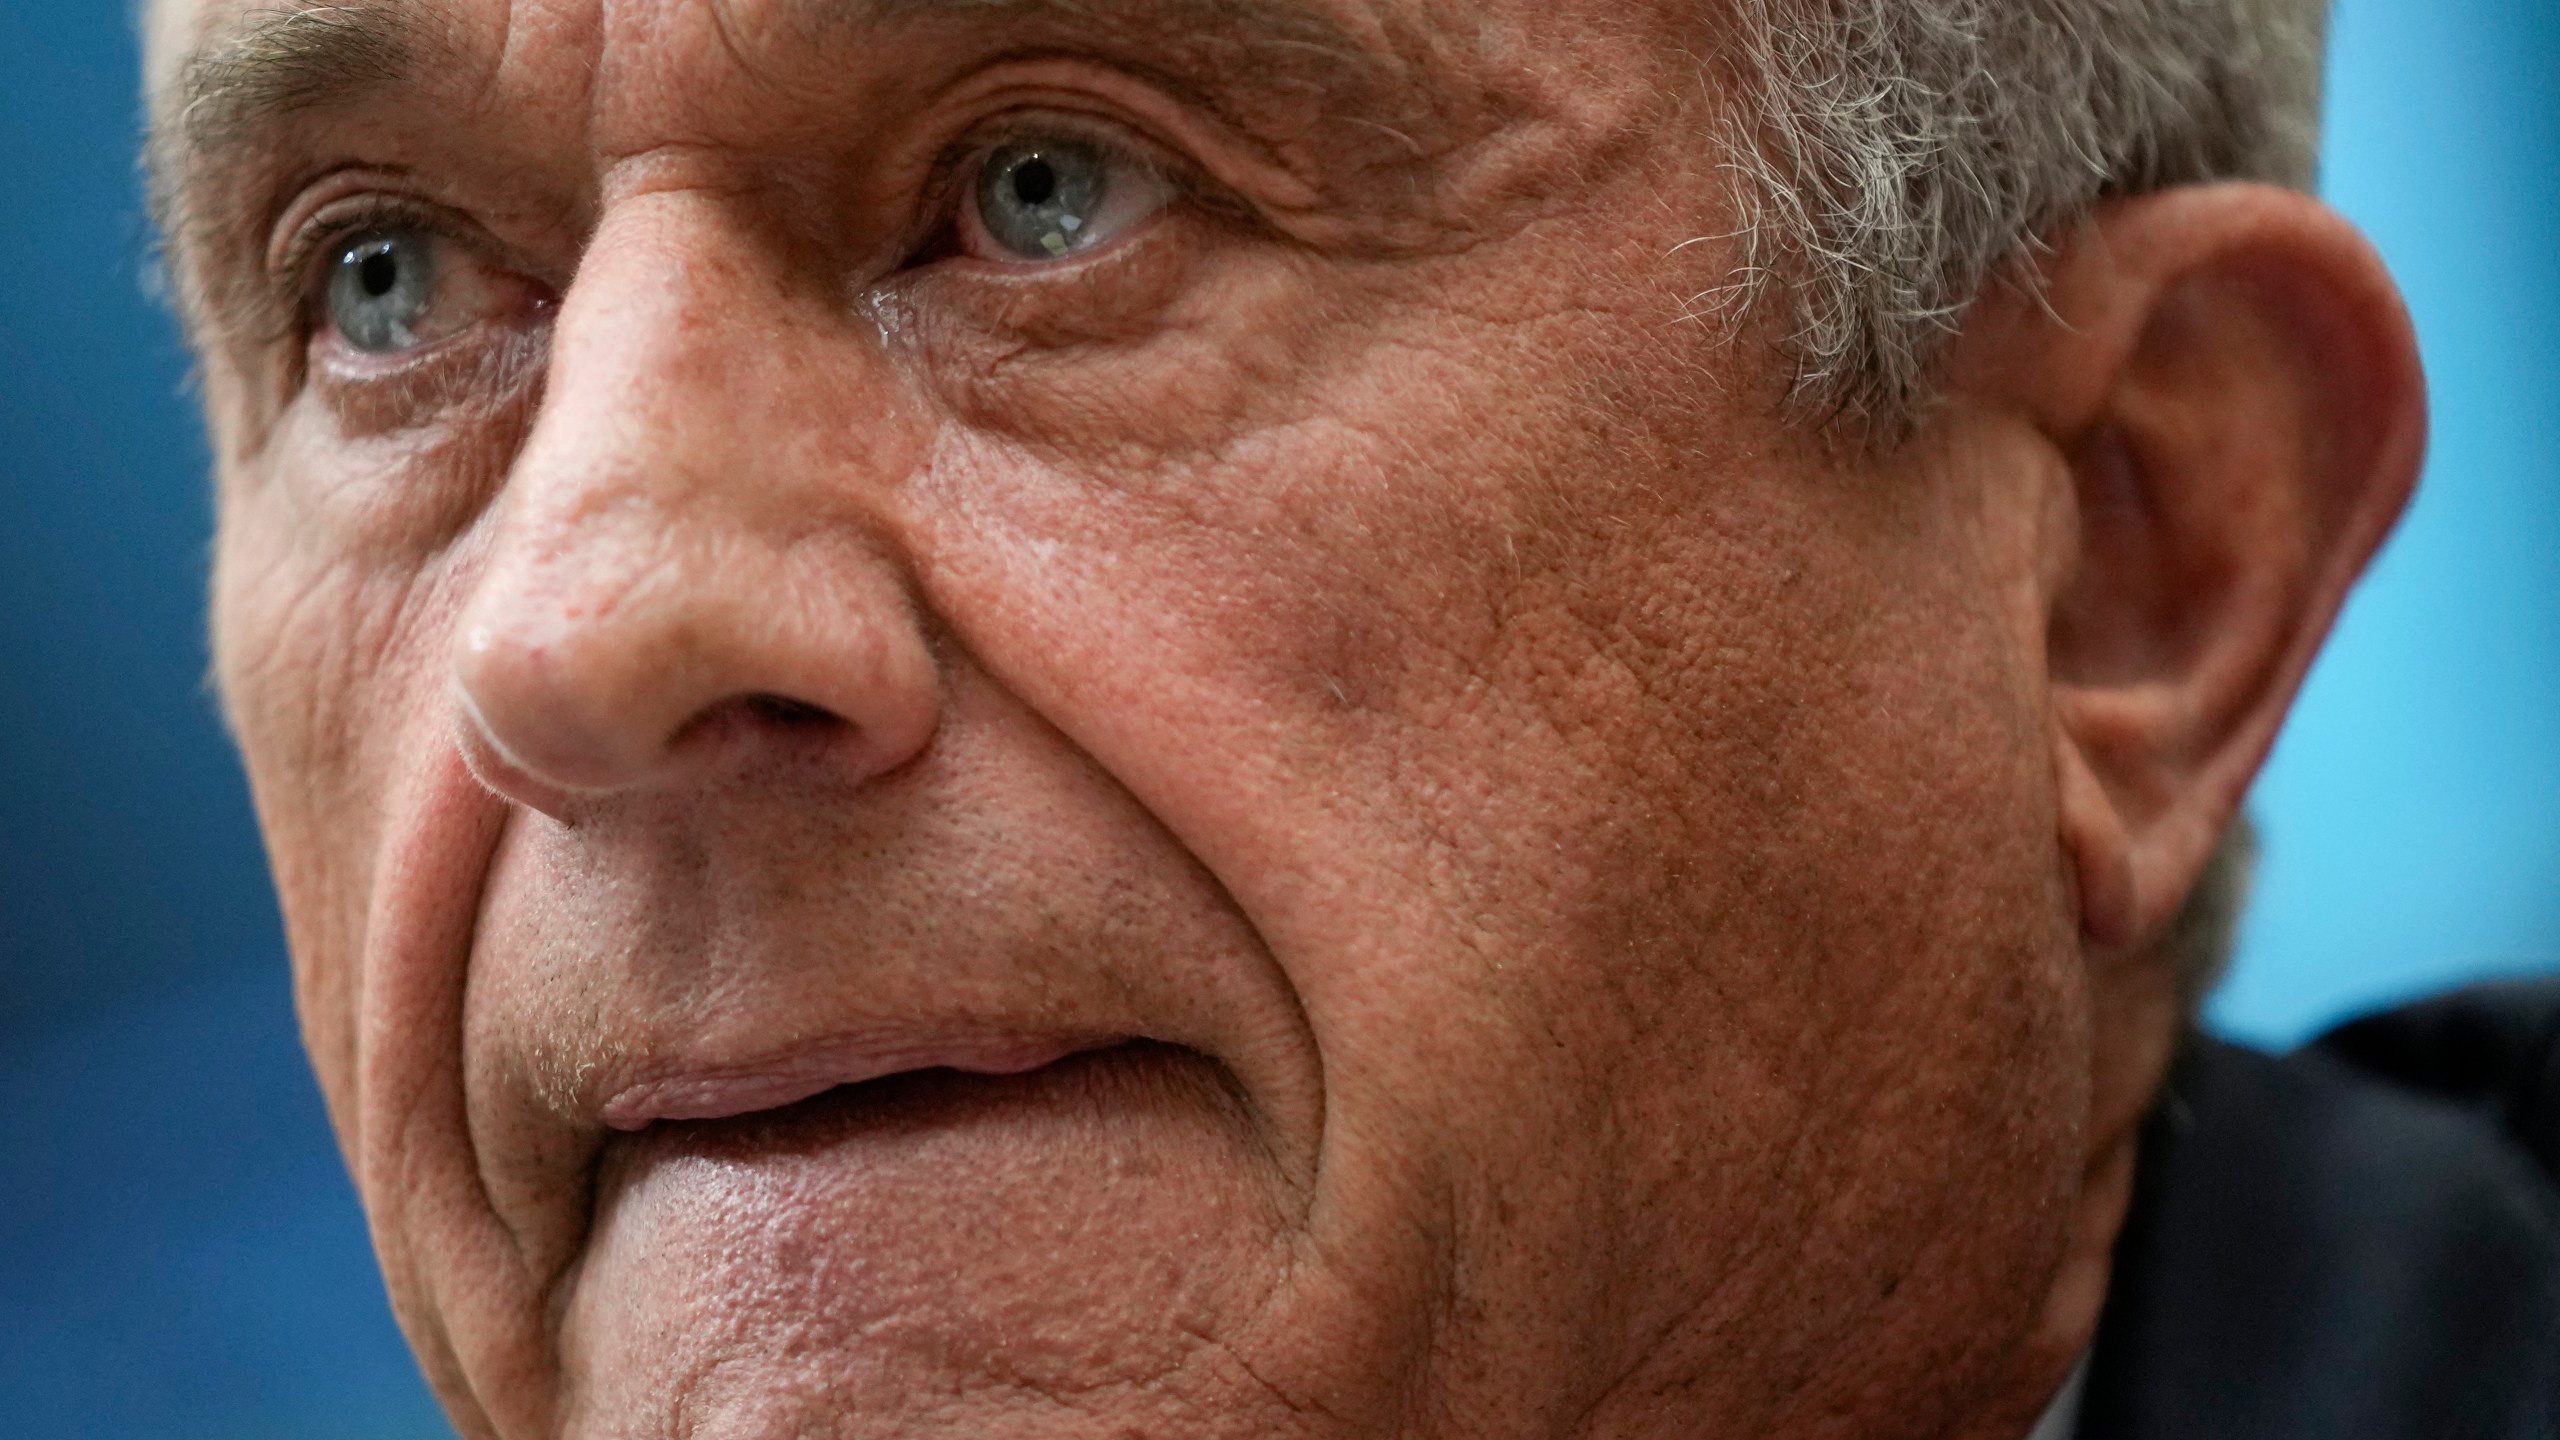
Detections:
[145, 0, 2425, 1436]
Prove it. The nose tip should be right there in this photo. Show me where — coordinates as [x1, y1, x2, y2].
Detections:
[449, 563, 942, 812]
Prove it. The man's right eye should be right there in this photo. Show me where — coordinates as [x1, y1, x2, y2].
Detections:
[295, 216, 553, 426]
[324, 228, 445, 354]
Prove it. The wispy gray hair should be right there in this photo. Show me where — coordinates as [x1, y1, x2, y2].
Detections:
[1716, 0, 2331, 425]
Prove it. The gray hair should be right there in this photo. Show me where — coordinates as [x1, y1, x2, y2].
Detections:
[1711, 0, 2316, 991]
[1714, 0, 2331, 425]
[2164, 817, 2256, 1013]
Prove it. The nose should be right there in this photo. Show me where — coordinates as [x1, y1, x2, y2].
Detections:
[451, 195, 939, 811]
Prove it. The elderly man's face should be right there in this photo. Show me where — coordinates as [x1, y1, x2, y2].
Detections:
[155, 0, 2216, 1435]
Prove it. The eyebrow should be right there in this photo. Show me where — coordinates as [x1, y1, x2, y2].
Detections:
[150, 2, 434, 235]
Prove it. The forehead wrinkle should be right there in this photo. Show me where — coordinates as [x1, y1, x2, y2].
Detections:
[848, 0, 1340, 35]
[811, 0, 1404, 93]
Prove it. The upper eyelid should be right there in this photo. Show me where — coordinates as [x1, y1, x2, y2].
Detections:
[946, 107, 1170, 167]
[923, 108, 1198, 225]
[270, 193, 456, 317]
[911, 57, 1329, 213]
[268, 174, 426, 273]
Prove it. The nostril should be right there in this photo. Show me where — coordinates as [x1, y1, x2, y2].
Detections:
[659, 693, 856, 776]
[743, 693, 843, 729]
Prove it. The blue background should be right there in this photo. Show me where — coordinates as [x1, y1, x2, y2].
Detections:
[1, 0, 2552, 1433]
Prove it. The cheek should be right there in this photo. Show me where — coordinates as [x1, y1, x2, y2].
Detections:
[213, 373, 523, 856]
[211, 436, 491, 1114]
[906, 236, 1312, 464]
[902, 231, 2084, 1410]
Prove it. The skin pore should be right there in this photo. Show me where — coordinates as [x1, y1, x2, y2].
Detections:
[147, 1, 2424, 1437]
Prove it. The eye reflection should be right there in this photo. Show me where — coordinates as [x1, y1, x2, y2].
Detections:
[972, 140, 1121, 261]
[326, 229, 441, 354]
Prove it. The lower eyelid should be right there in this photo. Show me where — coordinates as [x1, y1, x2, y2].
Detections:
[310, 320, 548, 438]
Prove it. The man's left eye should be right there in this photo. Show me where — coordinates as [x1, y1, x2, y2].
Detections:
[965, 138, 1169, 263]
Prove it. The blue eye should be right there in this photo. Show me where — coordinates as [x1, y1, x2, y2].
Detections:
[326, 229, 440, 353]
[972, 141, 1121, 261]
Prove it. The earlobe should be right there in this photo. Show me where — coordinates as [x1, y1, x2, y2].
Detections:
[2054, 730, 2140, 948]
[1978, 184, 2426, 949]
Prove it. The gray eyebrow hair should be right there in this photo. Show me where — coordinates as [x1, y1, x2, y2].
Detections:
[148, 2, 435, 237]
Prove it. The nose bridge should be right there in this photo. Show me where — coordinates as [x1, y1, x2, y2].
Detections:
[451, 190, 939, 806]
[533, 190, 880, 525]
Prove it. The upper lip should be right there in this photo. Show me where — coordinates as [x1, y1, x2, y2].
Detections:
[598, 1028, 1125, 1131]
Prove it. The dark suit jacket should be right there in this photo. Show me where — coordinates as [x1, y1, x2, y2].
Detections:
[2081, 980, 2560, 1439]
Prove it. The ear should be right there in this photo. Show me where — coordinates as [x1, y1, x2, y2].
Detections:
[1956, 184, 2426, 951]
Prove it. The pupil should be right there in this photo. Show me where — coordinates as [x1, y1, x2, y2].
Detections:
[1011, 158, 1058, 207]
[359, 249, 400, 298]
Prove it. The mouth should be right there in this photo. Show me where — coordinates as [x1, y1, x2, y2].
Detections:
[599, 1030, 1129, 1131]
[608, 1038, 1224, 1164]
[565, 1021, 1286, 1271]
